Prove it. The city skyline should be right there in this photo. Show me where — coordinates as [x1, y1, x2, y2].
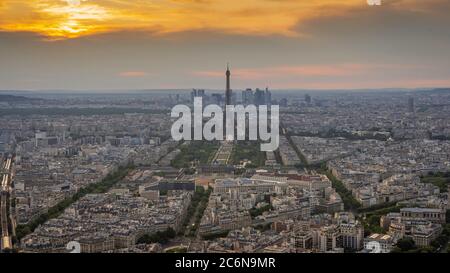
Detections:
[1, 0, 450, 90]
[2, 0, 450, 259]
[2, 88, 450, 254]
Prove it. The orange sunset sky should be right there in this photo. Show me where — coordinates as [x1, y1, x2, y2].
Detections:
[0, 0, 449, 90]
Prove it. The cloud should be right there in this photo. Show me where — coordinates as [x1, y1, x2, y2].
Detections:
[1, 1, 449, 90]
[0, 0, 448, 40]
[0, 0, 367, 39]
[192, 63, 419, 80]
[1, 0, 448, 40]
[274, 79, 450, 90]
[191, 63, 444, 89]
[118, 71, 150, 77]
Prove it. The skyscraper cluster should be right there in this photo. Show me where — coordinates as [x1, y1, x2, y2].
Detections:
[190, 65, 271, 107]
[191, 89, 205, 103]
[242, 88, 271, 106]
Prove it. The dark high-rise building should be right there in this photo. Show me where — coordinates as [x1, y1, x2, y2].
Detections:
[191, 89, 205, 103]
[231, 92, 237, 104]
[305, 94, 311, 104]
[408, 97, 415, 113]
[211, 93, 223, 105]
[191, 89, 197, 103]
[225, 64, 232, 106]
[242, 88, 253, 105]
[265, 87, 272, 106]
[254, 88, 265, 106]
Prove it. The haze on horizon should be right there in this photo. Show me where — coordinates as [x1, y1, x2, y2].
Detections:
[1, 0, 450, 91]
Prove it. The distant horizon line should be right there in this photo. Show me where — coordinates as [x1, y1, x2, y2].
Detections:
[1, 87, 449, 94]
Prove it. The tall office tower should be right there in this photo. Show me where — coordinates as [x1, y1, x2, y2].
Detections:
[191, 89, 198, 103]
[408, 97, 415, 113]
[242, 88, 253, 105]
[225, 64, 232, 106]
[191, 89, 205, 103]
[211, 93, 223, 105]
[265, 87, 272, 106]
[254, 88, 265, 106]
[305, 94, 312, 104]
[231, 93, 237, 104]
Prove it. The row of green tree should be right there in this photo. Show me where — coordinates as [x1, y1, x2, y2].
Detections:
[322, 170, 362, 211]
[201, 230, 230, 241]
[15, 164, 134, 241]
[392, 224, 450, 253]
[137, 227, 176, 245]
[289, 129, 389, 141]
[420, 171, 450, 193]
[182, 186, 211, 237]
[357, 201, 401, 214]
[360, 204, 404, 236]
[284, 133, 308, 165]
